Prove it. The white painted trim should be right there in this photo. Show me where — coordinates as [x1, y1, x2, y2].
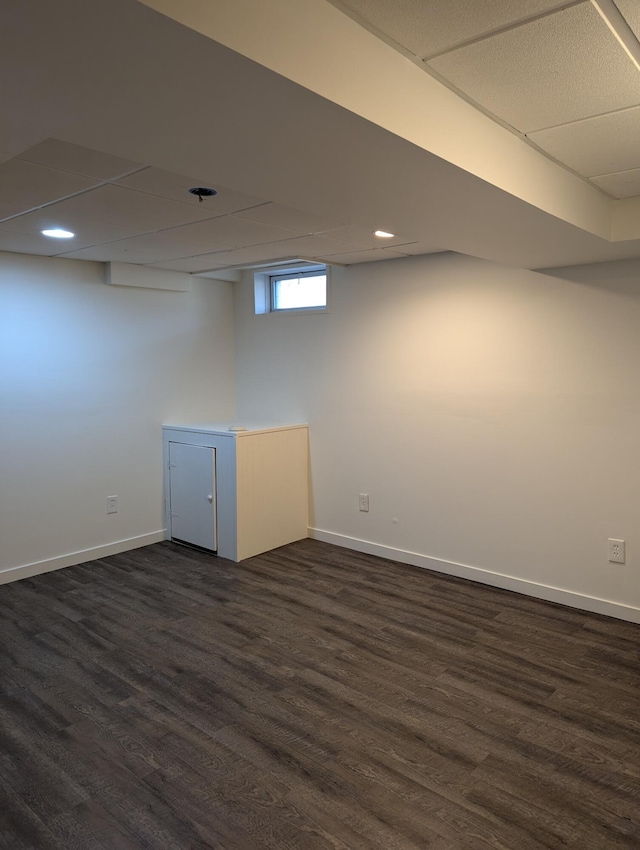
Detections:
[105, 262, 191, 292]
[309, 528, 640, 625]
[0, 531, 166, 586]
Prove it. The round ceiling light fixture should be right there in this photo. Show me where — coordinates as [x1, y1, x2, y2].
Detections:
[189, 187, 218, 202]
[41, 228, 75, 239]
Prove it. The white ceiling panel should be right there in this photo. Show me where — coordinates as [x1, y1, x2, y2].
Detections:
[320, 223, 413, 247]
[150, 233, 368, 273]
[428, 2, 640, 133]
[116, 167, 266, 213]
[149, 241, 306, 273]
[235, 202, 342, 234]
[614, 0, 640, 40]
[60, 245, 152, 264]
[56, 243, 161, 264]
[331, 0, 573, 59]
[173, 214, 304, 249]
[48, 184, 219, 232]
[148, 256, 234, 273]
[322, 247, 410, 263]
[17, 138, 142, 180]
[391, 241, 443, 256]
[528, 106, 640, 177]
[0, 160, 99, 221]
[591, 168, 640, 198]
[60, 214, 305, 263]
[0, 210, 143, 250]
[265, 233, 369, 257]
[58, 231, 210, 264]
[0, 230, 67, 256]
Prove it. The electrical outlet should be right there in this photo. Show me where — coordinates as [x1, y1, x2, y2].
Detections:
[359, 493, 369, 512]
[107, 495, 118, 514]
[608, 538, 625, 564]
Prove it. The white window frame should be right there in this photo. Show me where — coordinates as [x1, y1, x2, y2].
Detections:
[254, 262, 330, 315]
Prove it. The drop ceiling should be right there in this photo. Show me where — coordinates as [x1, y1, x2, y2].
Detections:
[331, 0, 640, 198]
[0, 139, 433, 274]
[2, 0, 640, 276]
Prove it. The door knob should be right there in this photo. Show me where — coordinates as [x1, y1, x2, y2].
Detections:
[207, 494, 213, 503]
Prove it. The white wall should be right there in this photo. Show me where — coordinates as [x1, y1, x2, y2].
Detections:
[5, 249, 640, 621]
[234, 252, 640, 621]
[0, 252, 236, 580]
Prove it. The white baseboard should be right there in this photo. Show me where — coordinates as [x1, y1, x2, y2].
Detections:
[0, 530, 167, 586]
[309, 528, 640, 625]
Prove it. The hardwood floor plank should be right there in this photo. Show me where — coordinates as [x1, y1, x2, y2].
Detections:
[0, 773, 66, 850]
[1, 537, 639, 848]
[46, 806, 111, 850]
[462, 779, 575, 849]
[0, 724, 89, 820]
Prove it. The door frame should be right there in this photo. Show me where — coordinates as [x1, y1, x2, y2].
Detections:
[162, 426, 239, 561]
[168, 440, 217, 552]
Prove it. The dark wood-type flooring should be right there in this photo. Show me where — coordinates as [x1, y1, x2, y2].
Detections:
[1, 539, 639, 849]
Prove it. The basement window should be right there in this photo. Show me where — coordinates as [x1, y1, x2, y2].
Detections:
[254, 263, 328, 314]
[271, 269, 327, 310]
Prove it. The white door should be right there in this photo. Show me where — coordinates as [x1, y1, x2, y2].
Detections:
[168, 442, 216, 551]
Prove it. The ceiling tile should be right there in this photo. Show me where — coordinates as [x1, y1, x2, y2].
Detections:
[274, 234, 365, 255]
[116, 168, 266, 212]
[147, 256, 233, 273]
[0, 230, 64, 256]
[48, 184, 219, 232]
[57, 233, 196, 264]
[614, 0, 640, 40]
[528, 106, 640, 177]
[57, 243, 161, 263]
[60, 214, 305, 265]
[591, 169, 640, 199]
[0, 209, 141, 248]
[218, 243, 309, 264]
[147, 242, 303, 273]
[180, 214, 304, 250]
[17, 138, 143, 180]
[321, 247, 410, 264]
[320, 224, 412, 247]
[149, 233, 362, 273]
[428, 3, 640, 133]
[390, 241, 443, 256]
[0, 159, 99, 221]
[332, 0, 571, 58]
[235, 202, 342, 233]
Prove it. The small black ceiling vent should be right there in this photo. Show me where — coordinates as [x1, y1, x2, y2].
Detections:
[189, 187, 217, 202]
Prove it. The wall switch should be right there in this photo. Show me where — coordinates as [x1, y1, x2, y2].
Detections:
[608, 538, 625, 564]
[107, 495, 118, 514]
[359, 493, 369, 512]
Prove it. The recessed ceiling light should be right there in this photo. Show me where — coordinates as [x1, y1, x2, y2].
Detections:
[41, 228, 75, 239]
[374, 230, 395, 238]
